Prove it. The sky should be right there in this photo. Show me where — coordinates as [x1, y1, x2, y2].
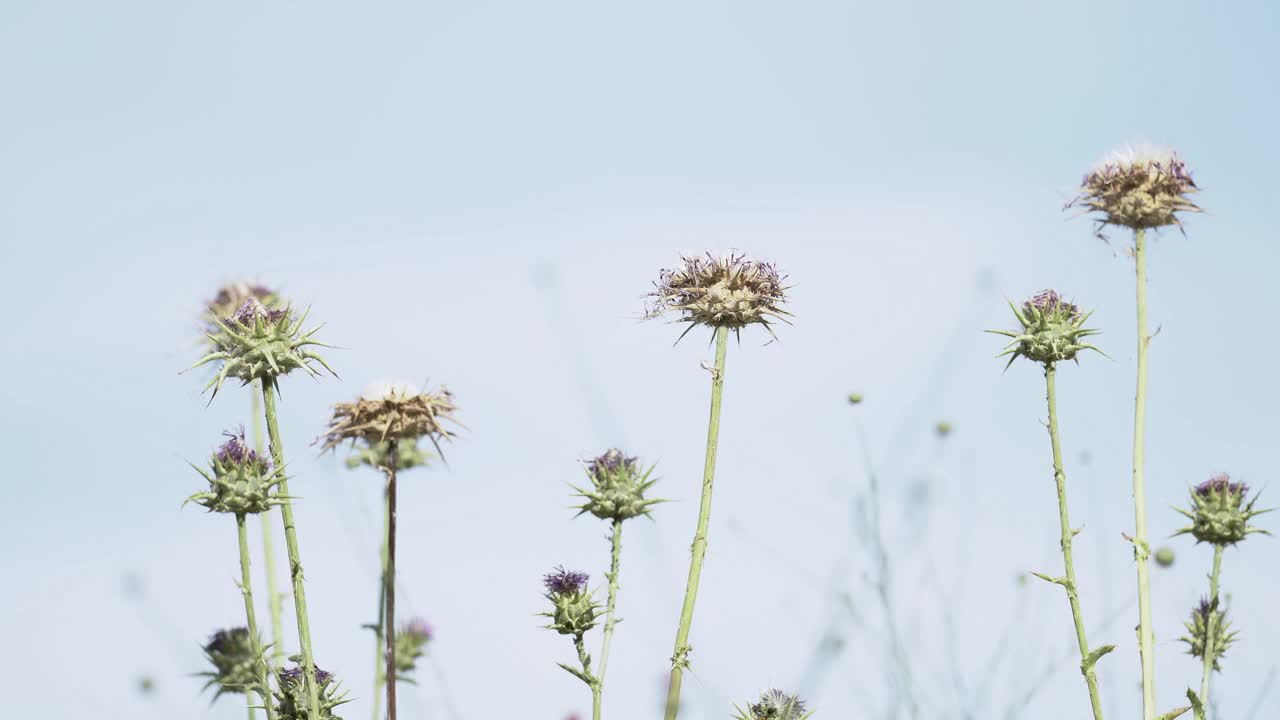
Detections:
[2, 1, 1280, 718]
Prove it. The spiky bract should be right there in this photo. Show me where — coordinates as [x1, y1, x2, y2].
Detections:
[186, 428, 286, 515]
[1180, 596, 1237, 672]
[541, 567, 600, 636]
[1068, 143, 1202, 233]
[275, 665, 349, 720]
[573, 448, 664, 522]
[204, 282, 283, 348]
[189, 299, 335, 398]
[647, 252, 790, 339]
[1175, 474, 1269, 546]
[990, 290, 1103, 368]
[319, 382, 460, 457]
[733, 689, 812, 720]
[199, 627, 264, 700]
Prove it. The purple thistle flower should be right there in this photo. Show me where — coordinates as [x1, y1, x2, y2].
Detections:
[587, 448, 636, 479]
[204, 627, 248, 654]
[216, 427, 272, 471]
[543, 566, 589, 596]
[403, 618, 433, 641]
[279, 664, 332, 686]
[1023, 289, 1079, 319]
[232, 298, 287, 327]
[1196, 473, 1248, 498]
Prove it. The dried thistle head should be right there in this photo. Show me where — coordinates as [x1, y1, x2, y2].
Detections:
[1068, 142, 1202, 234]
[1175, 473, 1270, 546]
[734, 689, 812, 720]
[1180, 596, 1237, 672]
[187, 299, 336, 398]
[318, 381, 461, 459]
[199, 627, 264, 700]
[274, 664, 349, 720]
[989, 290, 1103, 368]
[647, 252, 790, 341]
[186, 428, 286, 515]
[540, 567, 600, 636]
[572, 448, 664, 522]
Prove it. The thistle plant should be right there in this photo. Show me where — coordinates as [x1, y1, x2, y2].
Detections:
[274, 665, 350, 720]
[541, 567, 604, 699]
[1174, 474, 1269, 718]
[319, 380, 461, 720]
[989, 290, 1110, 720]
[187, 429, 283, 720]
[732, 689, 813, 720]
[187, 298, 337, 720]
[646, 251, 790, 720]
[393, 618, 433, 678]
[204, 282, 290, 670]
[1068, 144, 1202, 720]
[200, 627, 266, 702]
[570, 448, 664, 719]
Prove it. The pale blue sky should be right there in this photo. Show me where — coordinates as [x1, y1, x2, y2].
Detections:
[2, 1, 1279, 719]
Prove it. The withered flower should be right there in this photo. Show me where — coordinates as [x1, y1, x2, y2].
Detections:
[647, 252, 790, 341]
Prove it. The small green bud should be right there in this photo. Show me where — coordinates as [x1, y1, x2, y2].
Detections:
[846, 393, 864, 405]
[934, 420, 953, 438]
[393, 619, 432, 678]
[1154, 546, 1176, 568]
[186, 429, 285, 515]
[199, 627, 263, 700]
[989, 290, 1103, 369]
[1180, 596, 1237, 672]
[572, 449, 664, 522]
[1174, 474, 1270, 546]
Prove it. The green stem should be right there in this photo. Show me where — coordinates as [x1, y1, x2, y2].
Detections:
[385, 444, 399, 720]
[1198, 545, 1225, 716]
[1045, 363, 1106, 720]
[595, 519, 624, 720]
[1132, 227, 1156, 720]
[664, 325, 729, 720]
[575, 632, 600, 710]
[252, 385, 286, 669]
[371, 487, 390, 720]
[261, 380, 323, 720]
[236, 514, 276, 720]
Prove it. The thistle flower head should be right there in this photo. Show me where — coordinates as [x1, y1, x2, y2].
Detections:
[540, 566, 600, 636]
[199, 627, 262, 700]
[186, 428, 285, 515]
[274, 664, 349, 720]
[647, 252, 790, 340]
[1180, 596, 1238, 672]
[319, 382, 461, 459]
[1175, 473, 1270, 546]
[573, 448, 664, 522]
[188, 299, 335, 399]
[1068, 142, 1202, 233]
[394, 618, 433, 677]
[734, 689, 811, 720]
[989, 290, 1103, 368]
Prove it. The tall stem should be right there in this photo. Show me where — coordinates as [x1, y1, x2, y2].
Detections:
[371, 485, 390, 720]
[261, 380, 323, 720]
[252, 384, 286, 669]
[1132, 227, 1156, 720]
[595, 519, 624, 720]
[664, 325, 729, 720]
[237, 514, 277, 720]
[1198, 545, 1225, 716]
[385, 443, 400, 720]
[1045, 363, 1106, 720]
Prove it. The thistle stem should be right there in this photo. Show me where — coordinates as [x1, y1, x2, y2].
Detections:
[261, 380, 323, 720]
[665, 324, 729, 720]
[385, 443, 400, 720]
[1045, 363, 1106, 720]
[1131, 227, 1156, 720]
[371, 487, 390, 720]
[252, 384, 286, 669]
[595, 518, 624, 720]
[1198, 545, 1225, 717]
[236, 513, 276, 720]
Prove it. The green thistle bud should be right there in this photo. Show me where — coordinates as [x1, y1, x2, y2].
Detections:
[393, 618, 432, 678]
[540, 567, 601, 636]
[343, 437, 433, 473]
[186, 428, 286, 515]
[1174, 474, 1270, 546]
[1154, 546, 1176, 568]
[989, 290, 1104, 369]
[846, 393, 864, 405]
[1068, 143, 1202, 234]
[647, 251, 791, 341]
[188, 299, 336, 399]
[572, 448, 664, 522]
[733, 689, 812, 720]
[199, 627, 264, 700]
[1180, 596, 1238, 672]
[274, 664, 350, 720]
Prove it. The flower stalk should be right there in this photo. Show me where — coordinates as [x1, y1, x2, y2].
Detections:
[384, 441, 400, 720]
[1132, 227, 1157, 720]
[595, 519, 623, 720]
[237, 513, 278, 720]
[1197, 545, 1224, 716]
[252, 386, 286, 669]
